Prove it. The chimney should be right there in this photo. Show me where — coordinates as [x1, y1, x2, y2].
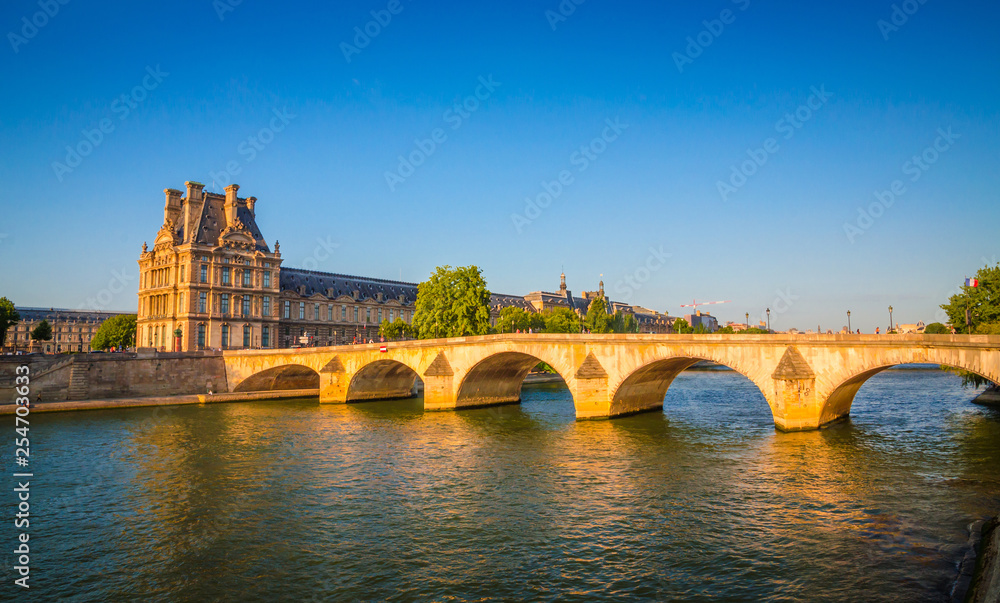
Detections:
[183, 181, 205, 243]
[224, 184, 240, 229]
[163, 189, 182, 226]
[246, 196, 257, 218]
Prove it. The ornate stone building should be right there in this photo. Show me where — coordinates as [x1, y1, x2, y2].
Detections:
[138, 182, 282, 352]
[137, 181, 419, 352]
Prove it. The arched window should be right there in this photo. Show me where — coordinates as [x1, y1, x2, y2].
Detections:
[221, 324, 230, 349]
[197, 324, 206, 349]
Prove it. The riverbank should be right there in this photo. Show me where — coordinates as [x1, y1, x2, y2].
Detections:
[0, 388, 319, 415]
[966, 516, 1000, 602]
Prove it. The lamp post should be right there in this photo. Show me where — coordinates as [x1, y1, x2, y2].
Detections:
[766, 308, 771, 333]
[745, 312, 749, 330]
[888, 305, 894, 333]
[847, 310, 851, 334]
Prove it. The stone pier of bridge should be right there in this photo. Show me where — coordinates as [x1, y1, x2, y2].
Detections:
[222, 334, 1000, 432]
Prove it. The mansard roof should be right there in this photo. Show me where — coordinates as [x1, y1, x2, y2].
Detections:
[15, 307, 130, 323]
[193, 192, 270, 252]
[280, 268, 419, 303]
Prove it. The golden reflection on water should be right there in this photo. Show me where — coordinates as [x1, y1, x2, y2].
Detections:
[46, 369, 1000, 601]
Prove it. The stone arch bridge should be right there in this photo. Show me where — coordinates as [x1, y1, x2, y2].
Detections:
[222, 334, 1000, 431]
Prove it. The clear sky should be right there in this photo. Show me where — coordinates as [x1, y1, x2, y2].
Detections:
[1, 0, 997, 332]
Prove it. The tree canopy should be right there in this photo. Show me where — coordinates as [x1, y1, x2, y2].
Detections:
[941, 263, 1000, 334]
[412, 265, 492, 339]
[923, 322, 950, 335]
[672, 318, 692, 334]
[0, 297, 19, 346]
[496, 306, 545, 333]
[543, 308, 582, 333]
[379, 318, 415, 340]
[584, 298, 613, 333]
[610, 311, 639, 334]
[30, 320, 52, 342]
[90, 314, 136, 350]
[939, 263, 999, 387]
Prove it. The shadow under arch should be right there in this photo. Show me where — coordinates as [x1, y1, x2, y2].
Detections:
[611, 356, 770, 417]
[820, 363, 997, 425]
[233, 364, 320, 392]
[456, 351, 568, 408]
[347, 359, 422, 402]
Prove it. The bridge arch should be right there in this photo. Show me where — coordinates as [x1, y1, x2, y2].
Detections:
[819, 360, 998, 425]
[610, 354, 773, 418]
[455, 351, 569, 409]
[347, 358, 421, 402]
[232, 363, 320, 393]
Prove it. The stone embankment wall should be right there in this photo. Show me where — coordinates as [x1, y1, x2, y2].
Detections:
[1, 352, 227, 402]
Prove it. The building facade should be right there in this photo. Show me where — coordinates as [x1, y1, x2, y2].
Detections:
[4, 308, 128, 353]
[138, 181, 421, 352]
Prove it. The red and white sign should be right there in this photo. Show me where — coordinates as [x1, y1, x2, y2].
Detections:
[380, 345, 388, 353]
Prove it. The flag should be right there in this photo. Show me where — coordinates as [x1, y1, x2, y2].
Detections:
[966, 278, 980, 287]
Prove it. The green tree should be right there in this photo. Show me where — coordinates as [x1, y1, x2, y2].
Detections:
[692, 323, 711, 334]
[543, 308, 582, 333]
[412, 265, 492, 339]
[584, 297, 613, 333]
[716, 325, 735, 334]
[30, 320, 52, 343]
[743, 327, 769, 334]
[379, 318, 415, 340]
[941, 263, 1000, 333]
[939, 263, 1000, 387]
[0, 297, 19, 346]
[923, 322, 950, 334]
[90, 314, 137, 350]
[496, 306, 545, 333]
[610, 311, 639, 334]
[672, 318, 692, 334]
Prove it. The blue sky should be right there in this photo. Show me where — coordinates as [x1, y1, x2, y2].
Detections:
[1, 0, 997, 332]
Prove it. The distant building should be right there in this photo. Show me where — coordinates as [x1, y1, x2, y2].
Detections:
[895, 321, 926, 334]
[685, 311, 719, 333]
[4, 307, 128, 353]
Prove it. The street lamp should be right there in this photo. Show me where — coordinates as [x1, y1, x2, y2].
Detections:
[847, 310, 851, 334]
[745, 312, 749, 330]
[766, 308, 771, 333]
[888, 305, 894, 333]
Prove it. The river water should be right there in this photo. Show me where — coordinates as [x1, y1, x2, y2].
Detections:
[6, 368, 1000, 601]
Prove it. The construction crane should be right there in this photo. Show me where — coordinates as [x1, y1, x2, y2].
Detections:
[680, 299, 732, 313]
